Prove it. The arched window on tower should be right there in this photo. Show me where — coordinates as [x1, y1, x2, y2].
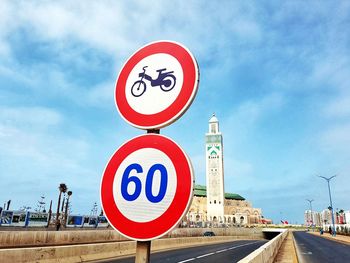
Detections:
[210, 124, 216, 133]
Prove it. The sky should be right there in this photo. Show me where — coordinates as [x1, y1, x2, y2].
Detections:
[1, 1, 349, 224]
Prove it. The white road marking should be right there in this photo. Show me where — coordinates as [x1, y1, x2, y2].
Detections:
[196, 252, 214, 258]
[177, 258, 195, 263]
[302, 251, 313, 255]
[176, 241, 261, 263]
[216, 249, 228, 253]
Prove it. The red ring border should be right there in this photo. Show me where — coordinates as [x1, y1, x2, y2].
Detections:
[115, 41, 199, 129]
[100, 134, 194, 241]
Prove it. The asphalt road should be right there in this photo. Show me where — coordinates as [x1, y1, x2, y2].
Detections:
[96, 239, 267, 263]
[294, 231, 350, 263]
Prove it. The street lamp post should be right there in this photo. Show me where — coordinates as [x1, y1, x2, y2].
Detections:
[318, 175, 336, 236]
[306, 199, 314, 231]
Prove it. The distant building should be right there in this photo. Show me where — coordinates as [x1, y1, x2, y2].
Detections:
[184, 114, 265, 227]
[304, 210, 312, 226]
[336, 213, 345, 224]
[315, 212, 322, 226]
[306, 209, 350, 227]
[320, 209, 332, 225]
[185, 185, 262, 226]
[304, 210, 321, 227]
[344, 211, 350, 224]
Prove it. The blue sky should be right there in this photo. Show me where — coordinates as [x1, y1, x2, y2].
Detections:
[1, 1, 349, 224]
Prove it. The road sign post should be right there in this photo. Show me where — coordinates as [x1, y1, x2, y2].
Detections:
[101, 40, 199, 262]
[135, 241, 151, 263]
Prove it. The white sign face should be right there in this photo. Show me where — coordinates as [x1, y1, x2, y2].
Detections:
[113, 148, 177, 222]
[125, 54, 184, 115]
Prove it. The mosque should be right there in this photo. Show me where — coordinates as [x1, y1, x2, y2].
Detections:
[184, 114, 265, 227]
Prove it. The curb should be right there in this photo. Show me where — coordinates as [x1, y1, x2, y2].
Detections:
[291, 231, 299, 263]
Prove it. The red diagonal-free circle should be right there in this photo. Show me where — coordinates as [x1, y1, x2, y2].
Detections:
[115, 41, 199, 129]
[100, 134, 194, 241]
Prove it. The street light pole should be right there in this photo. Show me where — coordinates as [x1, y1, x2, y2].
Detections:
[306, 199, 314, 231]
[318, 175, 337, 236]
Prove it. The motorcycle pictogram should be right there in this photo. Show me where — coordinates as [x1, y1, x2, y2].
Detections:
[131, 66, 176, 97]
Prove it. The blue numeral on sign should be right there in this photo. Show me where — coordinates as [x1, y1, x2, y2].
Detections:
[145, 164, 168, 203]
[121, 163, 142, 201]
[121, 163, 168, 203]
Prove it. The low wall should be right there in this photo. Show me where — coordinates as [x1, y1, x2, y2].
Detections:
[0, 230, 126, 248]
[0, 227, 263, 248]
[237, 229, 288, 263]
[0, 235, 264, 263]
[170, 227, 263, 239]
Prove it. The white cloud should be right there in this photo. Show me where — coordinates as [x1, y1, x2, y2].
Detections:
[0, 106, 90, 169]
[225, 92, 285, 130]
[86, 81, 115, 108]
[229, 18, 262, 42]
[16, 2, 128, 54]
[0, 1, 265, 63]
[320, 123, 350, 155]
[0, 1, 17, 58]
[309, 55, 350, 91]
[0, 40, 10, 58]
[0, 106, 63, 129]
[190, 154, 206, 184]
[0, 105, 101, 212]
[0, 0, 268, 112]
[224, 156, 254, 181]
[324, 96, 350, 118]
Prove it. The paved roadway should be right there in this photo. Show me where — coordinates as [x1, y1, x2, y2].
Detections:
[96, 239, 266, 263]
[294, 231, 350, 263]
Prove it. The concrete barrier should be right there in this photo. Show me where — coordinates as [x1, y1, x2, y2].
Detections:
[0, 230, 126, 248]
[237, 228, 288, 263]
[0, 235, 265, 263]
[0, 227, 263, 248]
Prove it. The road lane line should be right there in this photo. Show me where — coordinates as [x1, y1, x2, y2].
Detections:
[177, 258, 195, 263]
[196, 252, 215, 258]
[216, 249, 228, 253]
[228, 241, 261, 250]
[176, 241, 262, 262]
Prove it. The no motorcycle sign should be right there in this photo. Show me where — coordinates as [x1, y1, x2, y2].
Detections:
[115, 41, 199, 129]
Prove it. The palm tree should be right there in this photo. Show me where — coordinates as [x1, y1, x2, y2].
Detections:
[56, 183, 67, 230]
[64, 190, 72, 226]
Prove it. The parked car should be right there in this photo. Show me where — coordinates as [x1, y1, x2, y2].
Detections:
[203, 231, 215, 236]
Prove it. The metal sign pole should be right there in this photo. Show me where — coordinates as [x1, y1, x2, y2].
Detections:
[134, 129, 159, 263]
[147, 129, 160, 134]
[135, 241, 151, 263]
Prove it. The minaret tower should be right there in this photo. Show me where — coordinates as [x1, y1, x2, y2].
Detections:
[205, 114, 225, 223]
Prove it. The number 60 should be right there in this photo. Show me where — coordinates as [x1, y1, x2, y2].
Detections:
[121, 163, 168, 203]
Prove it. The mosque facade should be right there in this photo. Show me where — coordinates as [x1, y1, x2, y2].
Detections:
[184, 114, 263, 227]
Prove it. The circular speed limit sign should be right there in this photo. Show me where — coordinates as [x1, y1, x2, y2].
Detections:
[100, 134, 194, 241]
[115, 40, 199, 130]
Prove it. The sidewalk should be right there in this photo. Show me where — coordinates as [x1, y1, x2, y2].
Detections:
[273, 230, 298, 263]
[308, 231, 350, 245]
